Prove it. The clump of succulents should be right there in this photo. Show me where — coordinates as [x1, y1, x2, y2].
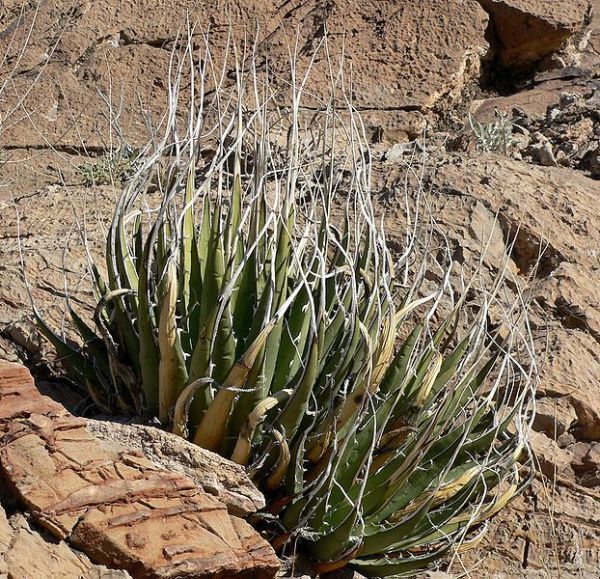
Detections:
[35, 37, 536, 577]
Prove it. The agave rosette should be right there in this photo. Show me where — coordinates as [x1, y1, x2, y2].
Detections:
[35, 36, 536, 577]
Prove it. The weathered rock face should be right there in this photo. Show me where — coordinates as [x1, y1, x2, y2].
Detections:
[532, 396, 579, 438]
[0, 0, 489, 157]
[476, 0, 591, 67]
[86, 419, 265, 517]
[537, 329, 600, 442]
[0, 361, 279, 579]
[435, 154, 600, 271]
[0, 505, 130, 578]
[461, 477, 600, 576]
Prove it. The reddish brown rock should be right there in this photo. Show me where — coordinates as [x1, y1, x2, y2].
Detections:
[86, 419, 265, 517]
[476, 0, 590, 67]
[0, 361, 279, 579]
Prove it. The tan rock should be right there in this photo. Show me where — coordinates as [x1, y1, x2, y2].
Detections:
[532, 262, 600, 342]
[0, 505, 130, 578]
[435, 154, 600, 271]
[532, 396, 578, 438]
[537, 330, 600, 441]
[471, 77, 595, 122]
[455, 477, 600, 576]
[476, 0, 590, 67]
[0, 361, 280, 578]
[86, 419, 265, 517]
[0, 0, 490, 156]
[569, 442, 600, 487]
[530, 430, 575, 481]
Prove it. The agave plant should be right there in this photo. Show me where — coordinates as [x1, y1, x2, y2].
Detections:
[34, 36, 536, 577]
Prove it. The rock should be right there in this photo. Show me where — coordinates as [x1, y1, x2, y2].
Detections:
[557, 431, 578, 448]
[476, 0, 590, 67]
[470, 77, 599, 175]
[532, 396, 578, 438]
[322, 569, 369, 579]
[530, 430, 575, 481]
[533, 263, 600, 343]
[570, 442, 599, 470]
[3, 320, 49, 360]
[0, 0, 489, 165]
[569, 442, 600, 487]
[0, 505, 130, 578]
[435, 154, 600, 273]
[457, 477, 600, 576]
[471, 78, 594, 123]
[525, 141, 558, 166]
[537, 330, 600, 442]
[367, 111, 428, 145]
[579, 0, 600, 67]
[86, 419, 265, 517]
[589, 144, 600, 177]
[0, 361, 280, 579]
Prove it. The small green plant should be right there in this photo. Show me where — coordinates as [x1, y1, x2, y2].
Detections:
[35, 39, 535, 577]
[469, 108, 516, 155]
[78, 144, 138, 187]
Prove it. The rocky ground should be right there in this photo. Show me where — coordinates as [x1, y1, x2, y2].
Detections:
[0, 1, 599, 578]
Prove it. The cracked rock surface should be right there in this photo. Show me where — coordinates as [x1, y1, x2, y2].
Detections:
[0, 361, 279, 579]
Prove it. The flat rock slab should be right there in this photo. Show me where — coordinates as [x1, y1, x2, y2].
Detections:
[0, 360, 279, 579]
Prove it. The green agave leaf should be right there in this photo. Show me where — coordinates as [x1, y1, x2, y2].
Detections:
[309, 504, 361, 565]
[271, 284, 312, 393]
[68, 306, 109, 366]
[137, 229, 160, 414]
[378, 324, 422, 397]
[180, 163, 196, 313]
[232, 245, 258, 356]
[285, 430, 309, 497]
[362, 414, 471, 521]
[224, 154, 243, 270]
[277, 329, 320, 441]
[198, 194, 212, 281]
[188, 200, 225, 385]
[350, 544, 452, 578]
[34, 308, 88, 380]
[104, 210, 142, 378]
[227, 276, 275, 438]
[133, 214, 144, 277]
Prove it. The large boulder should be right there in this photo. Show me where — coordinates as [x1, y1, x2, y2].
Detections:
[86, 419, 265, 517]
[0, 360, 279, 579]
